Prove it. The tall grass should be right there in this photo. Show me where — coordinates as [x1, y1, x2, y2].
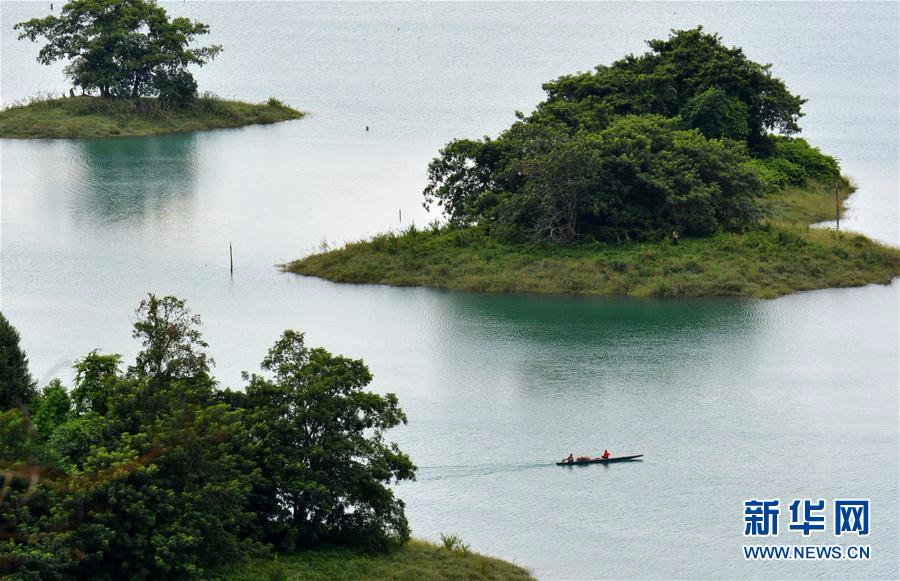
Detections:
[761, 179, 855, 225]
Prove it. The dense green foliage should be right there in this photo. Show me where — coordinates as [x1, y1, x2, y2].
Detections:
[15, 0, 220, 103]
[749, 135, 842, 193]
[217, 539, 535, 581]
[0, 94, 304, 139]
[0, 313, 36, 409]
[0, 296, 414, 579]
[424, 28, 840, 243]
[537, 27, 805, 145]
[226, 331, 414, 552]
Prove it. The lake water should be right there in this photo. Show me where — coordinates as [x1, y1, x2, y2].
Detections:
[2, 2, 898, 578]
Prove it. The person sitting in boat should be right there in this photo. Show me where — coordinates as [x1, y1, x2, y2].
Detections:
[564, 453, 574, 463]
[601, 449, 611, 459]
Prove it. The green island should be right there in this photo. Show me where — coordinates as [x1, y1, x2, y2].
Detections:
[287, 29, 900, 299]
[0, 95, 303, 139]
[287, 181, 900, 299]
[2, 0, 302, 139]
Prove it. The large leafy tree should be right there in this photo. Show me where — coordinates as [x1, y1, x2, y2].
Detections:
[15, 0, 221, 101]
[71, 350, 121, 415]
[238, 330, 416, 551]
[128, 293, 212, 385]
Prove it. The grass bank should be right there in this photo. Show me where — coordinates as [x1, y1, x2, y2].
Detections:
[216, 539, 534, 581]
[760, 179, 853, 226]
[285, 181, 900, 299]
[0, 94, 303, 139]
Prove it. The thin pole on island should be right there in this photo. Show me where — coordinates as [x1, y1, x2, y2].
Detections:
[835, 182, 840, 231]
[399, 209, 402, 224]
[229, 242, 234, 274]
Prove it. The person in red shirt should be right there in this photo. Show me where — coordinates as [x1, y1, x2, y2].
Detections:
[601, 449, 611, 459]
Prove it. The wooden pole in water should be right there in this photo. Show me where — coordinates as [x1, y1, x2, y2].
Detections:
[229, 243, 233, 274]
[835, 183, 840, 231]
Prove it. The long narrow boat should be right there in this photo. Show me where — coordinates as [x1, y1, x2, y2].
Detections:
[556, 454, 643, 466]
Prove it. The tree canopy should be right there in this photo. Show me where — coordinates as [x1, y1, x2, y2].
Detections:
[0, 296, 414, 578]
[231, 331, 414, 552]
[15, 0, 221, 103]
[424, 28, 840, 244]
[538, 27, 805, 147]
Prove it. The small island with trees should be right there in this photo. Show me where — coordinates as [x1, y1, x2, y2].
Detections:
[0, 0, 302, 139]
[287, 29, 900, 299]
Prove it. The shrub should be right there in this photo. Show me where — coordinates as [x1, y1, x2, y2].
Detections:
[155, 68, 199, 108]
[772, 136, 840, 183]
[440, 533, 471, 556]
[752, 136, 841, 192]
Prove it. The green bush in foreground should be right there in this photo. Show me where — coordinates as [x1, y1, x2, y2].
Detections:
[0, 295, 414, 578]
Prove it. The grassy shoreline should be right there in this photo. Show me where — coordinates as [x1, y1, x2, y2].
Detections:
[0, 94, 303, 139]
[216, 539, 535, 581]
[286, 181, 900, 299]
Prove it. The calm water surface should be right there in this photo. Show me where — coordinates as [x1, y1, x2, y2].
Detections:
[2, 2, 898, 578]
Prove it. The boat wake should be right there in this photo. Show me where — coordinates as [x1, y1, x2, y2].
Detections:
[415, 462, 551, 481]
